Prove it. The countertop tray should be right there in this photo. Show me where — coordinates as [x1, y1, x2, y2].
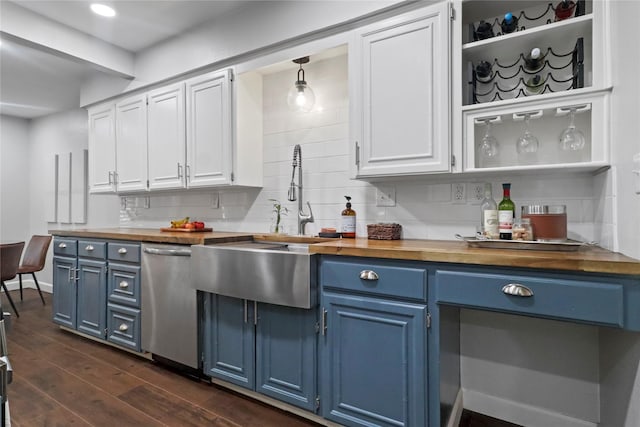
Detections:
[160, 227, 213, 232]
[456, 235, 585, 251]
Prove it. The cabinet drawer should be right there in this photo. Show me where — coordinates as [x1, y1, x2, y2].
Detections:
[108, 263, 141, 308]
[320, 258, 427, 302]
[78, 240, 107, 259]
[436, 270, 624, 327]
[53, 238, 77, 257]
[107, 304, 141, 352]
[108, 242, 140, 263]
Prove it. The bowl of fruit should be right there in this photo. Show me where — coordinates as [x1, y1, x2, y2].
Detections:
[161, 217, 211, 232]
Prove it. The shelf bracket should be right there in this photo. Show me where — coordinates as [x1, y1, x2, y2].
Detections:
[512, 110, 543, 121]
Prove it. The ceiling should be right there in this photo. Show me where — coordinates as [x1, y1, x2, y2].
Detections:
[0, 0, 254, 119]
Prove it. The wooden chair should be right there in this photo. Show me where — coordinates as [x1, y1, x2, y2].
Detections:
[0, 242, 25, 318]
[17, 235, 52, 305]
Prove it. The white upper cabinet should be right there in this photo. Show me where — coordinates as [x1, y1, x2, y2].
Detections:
[147, 82, 186, 190]
[350, 2, 451, 178]
[185, 69, 233, 188]
[453, 0, 611, 173]
[115, 94, 148, 193]
[88, 104, 117, 194]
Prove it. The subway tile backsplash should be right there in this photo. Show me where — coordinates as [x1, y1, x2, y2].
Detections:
[121, 53, 613, 249]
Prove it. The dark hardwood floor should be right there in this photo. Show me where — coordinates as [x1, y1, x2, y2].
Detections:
[5, 289, 319, 427]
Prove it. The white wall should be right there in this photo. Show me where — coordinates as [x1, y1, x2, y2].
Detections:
[0, 115, 31, 243]
[11, 109, 119, 290]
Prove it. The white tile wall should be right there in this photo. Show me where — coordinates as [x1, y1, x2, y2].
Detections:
[122, 53, 606, 247]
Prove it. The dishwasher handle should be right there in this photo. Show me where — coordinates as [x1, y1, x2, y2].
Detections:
[143, 247, 192, 257]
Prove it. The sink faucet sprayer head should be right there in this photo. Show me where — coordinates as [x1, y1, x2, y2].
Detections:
[287, 144, 302, 202]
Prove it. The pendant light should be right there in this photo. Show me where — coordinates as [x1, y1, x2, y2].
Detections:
[287, 57, 316, 113]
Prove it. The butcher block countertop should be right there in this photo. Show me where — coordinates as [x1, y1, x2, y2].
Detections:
[310, 238, 640, 275]
[49, 229, 640, 275]
[49, 228, 256, 245]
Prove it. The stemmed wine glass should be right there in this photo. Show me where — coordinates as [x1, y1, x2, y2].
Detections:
[478, 119, 499, 166]
[559, 108, 586, 151]
[516, 113, 539, 156]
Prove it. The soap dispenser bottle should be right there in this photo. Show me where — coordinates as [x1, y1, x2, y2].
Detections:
[341, 196, 356, 238]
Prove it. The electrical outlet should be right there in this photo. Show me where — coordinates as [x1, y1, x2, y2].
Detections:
[211, 192, 220, 209]
[452, 183, 466, 204]
[468, 183, 485, 204]
[376, 185, 396, 207]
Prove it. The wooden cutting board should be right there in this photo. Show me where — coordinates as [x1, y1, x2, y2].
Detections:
[160, 227, 213, 232]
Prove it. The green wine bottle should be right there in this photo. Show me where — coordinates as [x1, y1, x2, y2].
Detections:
[498, 183, 515, 240]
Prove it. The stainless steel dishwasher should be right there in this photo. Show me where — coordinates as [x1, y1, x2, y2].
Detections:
[141, 243, 198, 369]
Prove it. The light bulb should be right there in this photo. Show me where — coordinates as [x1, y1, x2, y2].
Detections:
[287, 82, 315, 113]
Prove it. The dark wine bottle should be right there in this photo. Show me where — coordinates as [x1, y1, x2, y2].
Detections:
[475, 61, 493, 83]
[474, 20, 494, 40]
[555, 0, 576, 21]
[501, 12, 518, 34]
[498, 183, 515, 240]
[524, 47, 545, 73]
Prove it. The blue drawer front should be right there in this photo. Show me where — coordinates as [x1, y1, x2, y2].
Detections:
[107, 303, 141, 352]
[436, 270, 624, 327]
[320, 258, 427, 302]
[53, 238, 77, 257]
[108, 242, 141, 264]
[108, 263, 141, 308]
[78, 240, 107, 260]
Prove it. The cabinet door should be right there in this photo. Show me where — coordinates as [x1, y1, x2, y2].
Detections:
[52, 256, 77, 328]
[115, 94, 148, 192]
[320, 292, 427, 427]
[185, 69, 233, 188]
[256, 303, 317, 412]
[148, 83, 187, 190]
[350, 3, 450, 177]
[76, 258, 107, 339]
[88, 104, 116, 193]
[203, 294, 255, 389]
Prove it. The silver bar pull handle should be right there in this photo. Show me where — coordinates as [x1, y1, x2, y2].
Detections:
[143, 247, 191, 257]
[118, 248, 127, 254]
[244, 300, 248, 324]
[119, 324, 128, 332]
[359, 270, 379, 281]
[502, 283, 534, 297]
[321, 308, 327, 336]
[58, 242, 67, 249]
[254, 301, 258, 326]
[68, 267, 72, 282]
[85, 245, 94, 252]
[177, 163, 183, 179]
[108, 171, 113, 185]
[74, 268, 80, 282]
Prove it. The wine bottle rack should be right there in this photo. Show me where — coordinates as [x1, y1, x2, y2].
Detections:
[467, 38, 584, 104]
[469, 0, 586, 42]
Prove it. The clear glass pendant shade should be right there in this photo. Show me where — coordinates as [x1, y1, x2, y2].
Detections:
[287, 61, 315, 113]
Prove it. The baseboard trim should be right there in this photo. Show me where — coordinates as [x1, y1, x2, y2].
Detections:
[462, 389, 598, 427]
[4, 278, 52, 294]
[446, 388, 464, 427]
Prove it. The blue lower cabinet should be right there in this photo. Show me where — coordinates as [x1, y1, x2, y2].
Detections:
[204, 294, 256, 389]
[320, 292, 427, 427]
[76, 258, 108, 339]
[256, 303, 317, 411]
[203, 293, 318, 412]
[52, 238, 143, 353]
[52, 255, 77, 329]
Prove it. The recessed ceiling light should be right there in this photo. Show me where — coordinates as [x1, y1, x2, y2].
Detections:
[90, 3, 116, 17]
